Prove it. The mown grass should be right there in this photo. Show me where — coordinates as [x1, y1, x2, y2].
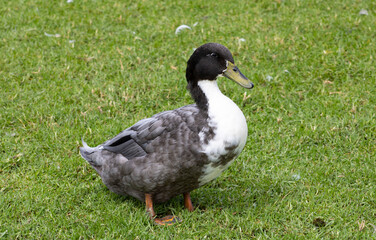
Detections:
[1, 0, 376, 238]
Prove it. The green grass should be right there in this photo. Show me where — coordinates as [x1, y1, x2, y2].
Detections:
[1, 0, 376, 238]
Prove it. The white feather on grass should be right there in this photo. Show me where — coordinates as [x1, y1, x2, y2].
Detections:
[175, 25, 192, 35]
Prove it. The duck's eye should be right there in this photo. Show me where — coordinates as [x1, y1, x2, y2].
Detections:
[209, 53, 218, 58]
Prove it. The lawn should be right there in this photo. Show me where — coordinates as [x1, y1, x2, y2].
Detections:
[1, 0, 376, 238]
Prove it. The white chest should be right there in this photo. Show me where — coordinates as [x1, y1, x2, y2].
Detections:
[197, 80, 248, 186]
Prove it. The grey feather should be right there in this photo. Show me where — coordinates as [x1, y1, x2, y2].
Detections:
[102, 130, 147, 159]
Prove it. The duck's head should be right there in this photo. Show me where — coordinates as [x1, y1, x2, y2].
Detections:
[186, 43, 254, 89]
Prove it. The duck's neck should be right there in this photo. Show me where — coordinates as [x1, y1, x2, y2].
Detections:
[189, 80, 235, 115]
[196, 80, 244, 124]
[187, 80, 211, 112]
[197, 80, 224, 101]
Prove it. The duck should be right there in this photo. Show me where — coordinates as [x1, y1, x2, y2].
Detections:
[79, 43, 254, 225]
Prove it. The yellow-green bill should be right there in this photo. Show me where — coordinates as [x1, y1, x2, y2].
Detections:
[223, 61, 254, 89]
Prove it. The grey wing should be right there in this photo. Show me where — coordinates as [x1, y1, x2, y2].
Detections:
[101, 104, 201, 160]
[101, 129, 146, 159]
[101, 117, 163, 159]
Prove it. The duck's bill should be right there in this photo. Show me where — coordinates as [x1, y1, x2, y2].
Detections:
[223, 61, 254, 89]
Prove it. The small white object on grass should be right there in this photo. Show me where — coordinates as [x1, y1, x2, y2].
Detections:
[124, 28, 136, 35]
[67, 0, 73, 3]
[266, 75, 273, 81]
[44, 32, 61, 38]
[292, 174, 301, 180]
[359, 9, 368, 15]
[175, 25, 191, 35]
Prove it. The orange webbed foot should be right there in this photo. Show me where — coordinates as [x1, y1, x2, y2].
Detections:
[145, 193, 182, 226]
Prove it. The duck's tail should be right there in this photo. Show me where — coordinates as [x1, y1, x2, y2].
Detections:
[79, 138, 103, 168]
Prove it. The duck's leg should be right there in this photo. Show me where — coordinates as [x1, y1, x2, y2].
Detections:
[145, 193, 180, 226]
[183, 192, 194, 212]
[145, 193, 156, 218]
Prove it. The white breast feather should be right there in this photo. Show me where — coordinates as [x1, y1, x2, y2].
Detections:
[197, 80, 248, 186]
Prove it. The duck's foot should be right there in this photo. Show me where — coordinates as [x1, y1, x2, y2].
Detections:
[145, 193, 181, 226]
[154, 215, 182, 226]
[145, 193, 195, 225]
